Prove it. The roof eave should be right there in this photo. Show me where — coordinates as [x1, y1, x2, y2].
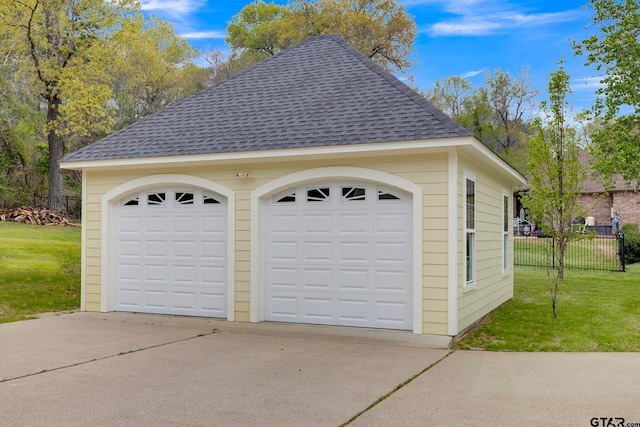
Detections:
[60, 137, 469, 171]
[60, 136, 526, 186]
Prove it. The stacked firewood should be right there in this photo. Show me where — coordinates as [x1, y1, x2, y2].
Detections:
[0, 206, 77, 227]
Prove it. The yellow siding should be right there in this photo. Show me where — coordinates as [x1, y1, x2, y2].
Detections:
[457, 155, 514, 332]
[82, 154, 451, 334]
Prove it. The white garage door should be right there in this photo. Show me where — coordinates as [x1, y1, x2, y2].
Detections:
[114, 188, 227, 317]
[264, 182, 412, 330]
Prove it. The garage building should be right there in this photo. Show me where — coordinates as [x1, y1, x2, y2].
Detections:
[61, 35, 525, 343]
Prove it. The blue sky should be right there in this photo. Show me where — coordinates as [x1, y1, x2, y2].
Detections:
[139, 0, 601, 115]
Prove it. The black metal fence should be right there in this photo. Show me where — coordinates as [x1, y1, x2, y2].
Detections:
[514, 232, 625, 272]
[32, 194, 82, 219]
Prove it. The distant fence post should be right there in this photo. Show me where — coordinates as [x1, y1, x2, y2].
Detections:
[618, 230, 625, 272]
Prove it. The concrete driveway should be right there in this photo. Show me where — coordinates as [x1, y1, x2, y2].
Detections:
[1, 312, 639, 427]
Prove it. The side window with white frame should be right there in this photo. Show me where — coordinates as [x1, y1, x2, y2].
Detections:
[503, 191, 510, 274]
[464, 171, 476, 291]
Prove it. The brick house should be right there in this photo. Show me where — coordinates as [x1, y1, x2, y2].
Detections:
[515, 150, 639, 232]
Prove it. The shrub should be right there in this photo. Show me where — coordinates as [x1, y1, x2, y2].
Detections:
[621, 223, 640, 265]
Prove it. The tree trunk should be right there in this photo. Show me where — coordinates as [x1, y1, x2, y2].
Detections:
[47, 96, 65, 212]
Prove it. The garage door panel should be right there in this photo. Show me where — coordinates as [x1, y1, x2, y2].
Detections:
[304, 297, 332, 319]
[117, 289, 140, 307]
[376, 241, 411, 264]
[146, 240, 168, 258]
[200, 292, 226, 314]
[267, 267, 298, 288]
[201, 241, 225, 259]
[201, 265, 226, 285]
[146, 216, 168, 233]
[201, 214, 226, 233]
[144, 290, 167, 308]
[339, 241, 368, 262]
[117, 264, 140, 281]
[375, 300, 410, 324]
[338, 213, 369, 234]
[265, 182, 412, 330]
[337, 299, 368, 321]
[304, 241, 332, 261]
[303, 268, 332, 289]
[172, 241, 195, 258]
[119, 240, 141, 257]
[268, 295, 298, 317]
[376, 213, 409, 233]
[145, 264, 167, 283]
[304, 214, 333, 234]
[375, 269, 410, 292]
[173, 291, 196, 310]
[115, 188, 227, 318]
[268, 214, 298, 234]
[173, 215, 196, 233]
[118, 216, 141, 233]
[172, 265, 196, 284]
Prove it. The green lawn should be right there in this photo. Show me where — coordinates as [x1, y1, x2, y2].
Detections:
[455, 264, 640, 351]
[0, 222, 81, 323]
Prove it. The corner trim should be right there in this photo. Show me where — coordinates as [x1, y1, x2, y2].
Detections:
[448, 150, 459, 336]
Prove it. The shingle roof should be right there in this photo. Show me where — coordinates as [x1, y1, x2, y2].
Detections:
[63, 34, 472, 162]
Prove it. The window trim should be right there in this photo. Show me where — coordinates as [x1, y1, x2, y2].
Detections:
[464, 171, 477, 292]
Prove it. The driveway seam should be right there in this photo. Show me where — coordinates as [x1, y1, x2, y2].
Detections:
[0, 329, 219, 384]
[340, 349, 455, 426]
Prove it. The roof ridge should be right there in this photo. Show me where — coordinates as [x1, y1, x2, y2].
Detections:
[325, 35, 471, 138]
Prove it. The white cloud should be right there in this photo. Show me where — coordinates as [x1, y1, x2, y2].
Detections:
[140, 0, 205, 17]
[571, 76, 605, 90]
[179, 30, 227, 40]
[411, 0, 584, 37]
[461, 69, 485, 78]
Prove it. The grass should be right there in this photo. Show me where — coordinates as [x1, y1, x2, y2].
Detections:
[455, 264, 640, 352]
[0, 222, 81, 323]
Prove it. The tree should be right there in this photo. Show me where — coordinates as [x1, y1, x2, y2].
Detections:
[201, 47, 262, 87]
[572, 0, 640, 185]
[0, 1, 200, 210]
[226, 0, 416, 75]
[423, 76, 471, 117]
[425, 68, 537, 173]
[481, 68, 537, 152]
[0, 0, 138, 210]
[521, 61, 586, 318]
[226, 1, 291, 61]
[108, 14, 201, 131]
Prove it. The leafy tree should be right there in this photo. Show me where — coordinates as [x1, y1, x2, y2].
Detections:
[108, 14, 202, 131]
[572, 0, 640, 185]
[425, 68, 537, 173]
[0, 0, 138, 210]
[0, 1, 200, 209]
[226, 1, 291, 60]
[521, 61, 586, 318]
[424, 76, 471, 117]
[0, 47, 46, 205]
[479, 68, 537, 152]
[226, 0, 416, 75]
